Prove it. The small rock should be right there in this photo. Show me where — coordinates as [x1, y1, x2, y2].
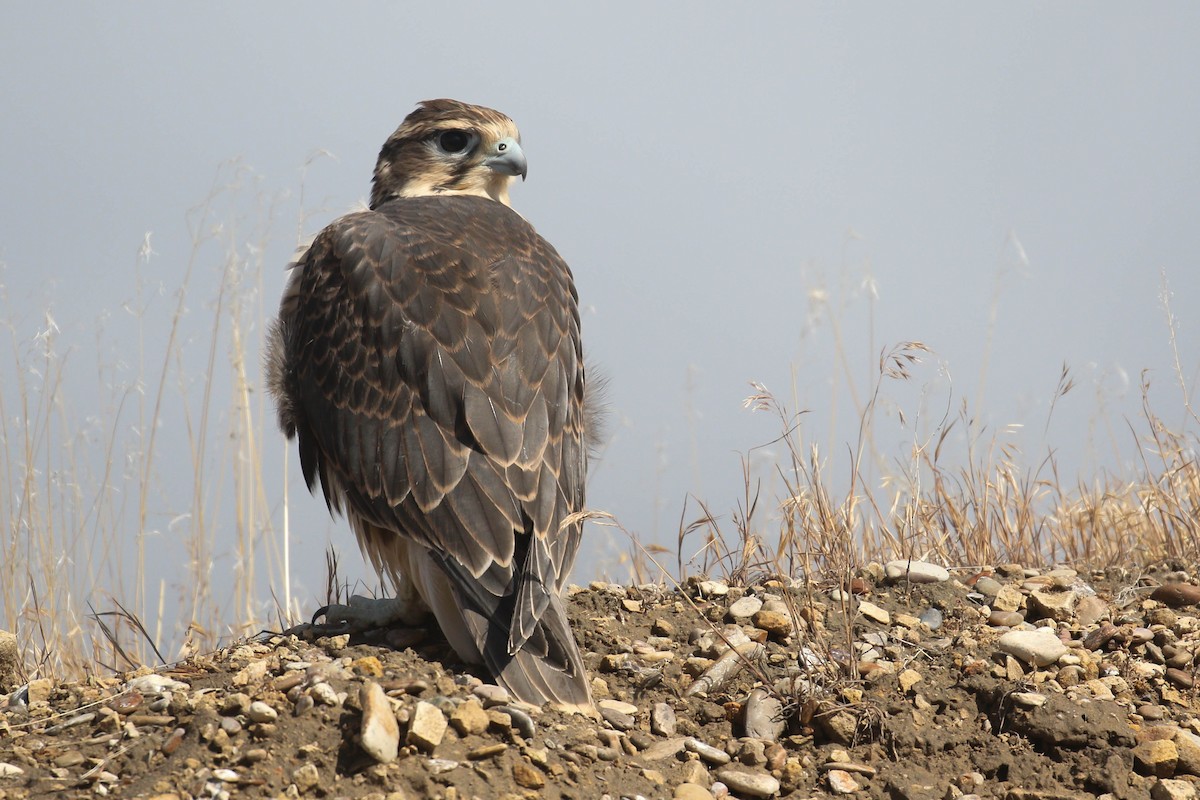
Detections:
[407, 700, 448, 752]
[1076, 595, 1110, 626]
[728, 596, 764, 620]
[1010, 692, 1047, 708]
[600, 706, 635, 731]
[291, 762, 320, 793]
[1028, 587, 1078, 622]
[1135, 739, 1179, 778]
[598, 698, 639, 716]
[675, 783, 716, 800]
[857, 601, 890, 625]
[1152, 584, 1200, 608]
[512, 759, 545, 789]
[473, 684, 511, 706]
[641, 738, 688, 760]
[1152, 779, 1198, 800]
[1168, 668, 1195, 689]
[450, 698, 489, 736]
[898, 669, 923, 693]
[359, 681, 399, 763]
[743, 689, 784, 742]
[988, 610, 1024, 627]
[826, 769, 861, 794]
[652, 702, 678, 736]
[998, 629, 1067, 667]
[752, 610, 793, 637]
[686, 737, 732, 765]
[1174, 728, 1200, 776]
[918, 608, 943, 631]
[246, 700, 278, 723]
[716, 768, 781, 798]
[1084, 622, 1120, 651]
[468, 742, 507, 759]
[698, 580, 730, 597]
[1139, 704, 1167, 721]
[973, 576, 1003, 597]
[992, 584, 1025, 612]
[884, 560, 950, 584]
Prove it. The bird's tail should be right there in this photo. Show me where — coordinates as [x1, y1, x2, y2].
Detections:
[400, 540, 593, 711]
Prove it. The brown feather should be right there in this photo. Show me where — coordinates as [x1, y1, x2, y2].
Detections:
[266, 100, 593, 708]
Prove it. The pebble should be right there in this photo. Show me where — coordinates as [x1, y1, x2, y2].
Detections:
[359, 681, 399, 763]
[698, 580, 730, 597]
[998, 629, 1068, 667]
[1134, 739, 1178, 778]
[973, 576, 1003, 597]
[641, 738, 688, 760]
[826, 769, 861, 794]
[1152, 779, 1197, 800]
[407, 701, 448, 752]
[992, 585, 1025, 612]
[857, 601, 891, 625]
[246, 700, 278, 723]
[752, 610, 793, 637]
[743, 688, 784, 742]
[989, 610, 1024, 627]
[898, 669, 923, 693]
[652, 702, 677, 736]
[599, 699, 639, 716]
[472, 684, 511, 706]
[919, 608, 943, 630]
[675, 784, 716, 800]
[1076, 595, 1109, 626]
[512, 759, 545, 789]
[1152, 584, 1200, 608]
[1083, 622, 1119, 651]
[1028, 587, 1078, 621]
[686, 737, 733, 765]
[292, 763, 320, 792]
[884, 560, 950, 584]
[1167, 668, 1195, 689]
[468, 742, 507, 759]
[728, 596, 764, 620]
[449, 698, 489, 735]
[716, 768, 781, 798]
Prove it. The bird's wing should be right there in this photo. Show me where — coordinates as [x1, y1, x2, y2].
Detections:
[275, 194, 585, 655]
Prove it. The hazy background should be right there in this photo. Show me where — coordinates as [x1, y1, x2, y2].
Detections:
[3, 4, 1198, 645]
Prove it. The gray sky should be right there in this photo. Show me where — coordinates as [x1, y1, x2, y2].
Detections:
[3, 4, 1199, 639]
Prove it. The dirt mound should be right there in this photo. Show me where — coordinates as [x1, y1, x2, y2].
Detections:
[3, 563, 1200, 799]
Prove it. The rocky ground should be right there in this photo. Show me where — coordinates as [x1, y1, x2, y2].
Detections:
[6, 561, 1200, 799]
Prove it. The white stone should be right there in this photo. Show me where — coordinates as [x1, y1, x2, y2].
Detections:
[246, 700, 278, 723]
[857, 601, 891, 625]
[728, 596, 764, 620]
[998, 629, 1068, 667]
[359, 681, 399, 763]
[716, 768, 781, 798]
[406, 700, 447, 752]
[884, 560, 950, 584]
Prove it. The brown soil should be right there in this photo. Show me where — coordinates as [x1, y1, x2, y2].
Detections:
[3, 563, 1199, 799]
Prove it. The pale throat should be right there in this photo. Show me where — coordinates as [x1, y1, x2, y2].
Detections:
[398, 171, 514, 207]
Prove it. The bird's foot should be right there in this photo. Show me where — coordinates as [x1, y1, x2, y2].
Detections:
[285, 594, 429, 640]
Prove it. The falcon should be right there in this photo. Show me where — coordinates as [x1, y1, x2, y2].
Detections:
[267, 99, 594, 710]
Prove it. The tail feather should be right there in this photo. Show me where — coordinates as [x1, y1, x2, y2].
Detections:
[400, 538, 592, 710]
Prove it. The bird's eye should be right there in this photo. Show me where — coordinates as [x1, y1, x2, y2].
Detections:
[438, 130, 471, 154]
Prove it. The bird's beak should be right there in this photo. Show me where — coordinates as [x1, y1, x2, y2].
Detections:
[484, 137, 527, 181]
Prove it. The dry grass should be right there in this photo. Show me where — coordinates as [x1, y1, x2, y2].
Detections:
[2, 180, 1197, 692]
[0, 163, 297, 684]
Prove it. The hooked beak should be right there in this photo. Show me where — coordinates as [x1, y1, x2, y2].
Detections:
[484, 137, 527, 181]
